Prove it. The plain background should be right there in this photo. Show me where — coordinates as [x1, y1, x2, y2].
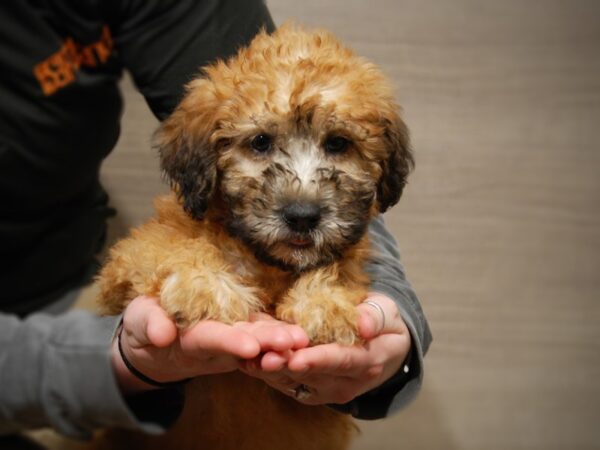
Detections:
[27, 1, 600, 449]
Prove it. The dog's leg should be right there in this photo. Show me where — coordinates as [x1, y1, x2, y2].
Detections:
[157, 252, 263, 327]
[276, 263, 368, 345]
[97, 221, 263, 325]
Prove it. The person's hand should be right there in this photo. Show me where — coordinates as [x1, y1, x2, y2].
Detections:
[112, 295, 309, 393]
[240, 293, 411, 405]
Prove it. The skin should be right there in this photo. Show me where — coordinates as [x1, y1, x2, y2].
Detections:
[112, 295, 309, 393]
[240, 293, 411, 405]
[113, 293, 411, 405]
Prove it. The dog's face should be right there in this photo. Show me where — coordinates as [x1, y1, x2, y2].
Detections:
[157, 24, 413, 272]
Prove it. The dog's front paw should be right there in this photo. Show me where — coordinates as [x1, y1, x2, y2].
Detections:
[159, 267, 263, 327]
[277, 293, 360, 346]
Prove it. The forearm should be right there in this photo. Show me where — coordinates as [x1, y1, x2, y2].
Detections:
[342, 215, 432, 419]
[367, 215, 431, 353]
[0, 311, 179, 439]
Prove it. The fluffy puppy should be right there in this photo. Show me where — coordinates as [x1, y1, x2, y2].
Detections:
[96, 23, 413, 450]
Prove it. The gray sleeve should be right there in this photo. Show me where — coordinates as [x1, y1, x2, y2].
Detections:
[0, 310, 180, 439]
[332, 215, 432, 419]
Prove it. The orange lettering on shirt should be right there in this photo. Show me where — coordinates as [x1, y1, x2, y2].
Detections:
[33, 25, 113, 96]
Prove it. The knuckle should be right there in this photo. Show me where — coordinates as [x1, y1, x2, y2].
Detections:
[275, 329, 292, 343]
[290, 325, 308, 339]
[365, 364, 384, 381]
[338, 352, 354, 372]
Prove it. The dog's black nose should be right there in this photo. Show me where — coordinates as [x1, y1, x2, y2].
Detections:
[281, 202, 321, 233]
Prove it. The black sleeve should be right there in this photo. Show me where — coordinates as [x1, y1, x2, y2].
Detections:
[106, 0, 275, 120]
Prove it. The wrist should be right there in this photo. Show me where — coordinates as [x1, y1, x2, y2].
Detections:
[111, 337, 158, 394]
[113, 323, 192, 393]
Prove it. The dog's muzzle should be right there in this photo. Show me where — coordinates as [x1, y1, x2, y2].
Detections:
[281, 201, 322, 233]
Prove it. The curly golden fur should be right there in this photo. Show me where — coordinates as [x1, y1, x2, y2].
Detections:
[94, 23, 413, 450]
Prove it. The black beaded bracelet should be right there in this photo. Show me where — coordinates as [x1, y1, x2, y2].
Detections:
[117, 324, 191, 389]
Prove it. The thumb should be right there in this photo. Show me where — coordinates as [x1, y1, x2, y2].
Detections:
[357, 293, 408, 340]
[123, 295, 178, 349]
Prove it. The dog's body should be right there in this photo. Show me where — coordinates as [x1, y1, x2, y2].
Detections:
[95, 24, 412, 450]
[95, 374, 354, 450]
[95, 196, 362, 450]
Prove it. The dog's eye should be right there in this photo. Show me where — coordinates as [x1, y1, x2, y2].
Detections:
[324, 136, 350, 154]
[250, 134, 273, 153]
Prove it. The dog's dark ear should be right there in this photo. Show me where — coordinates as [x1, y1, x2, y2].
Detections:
[155, 80, 219, 220]
[377, 113, 414, 213]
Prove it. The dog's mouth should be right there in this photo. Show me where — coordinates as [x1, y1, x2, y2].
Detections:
[288, 236, 313, 248]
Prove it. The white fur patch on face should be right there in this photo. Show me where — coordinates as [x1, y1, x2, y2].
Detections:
[276, 137, 327, 193]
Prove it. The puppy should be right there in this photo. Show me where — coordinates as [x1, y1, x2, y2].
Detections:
[95, 23, 413, 450]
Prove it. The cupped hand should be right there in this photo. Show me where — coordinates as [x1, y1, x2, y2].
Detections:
[241, 293, 411, 405]
[112, 296, 309, 393]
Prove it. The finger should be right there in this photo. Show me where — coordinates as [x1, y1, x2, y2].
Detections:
[146, 304, 179, 348]
[286, 324, 310, 350]
[260, 350, 291, 372]
[244, 316, 310, 350]
[236, 321, 309, 352]
[181, 321, 260, 359]
[241, 363, 297, 389]
[288, 344, 371, 377]
[357, 293, 408, 339]
[123, 296, 177, 349]
[249, 323, 296, 352]
[261, 323, 309, 350]
[248, 311, 278, 322]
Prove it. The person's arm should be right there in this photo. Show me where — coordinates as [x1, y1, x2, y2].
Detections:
[241, 216, 432, 419]
[106, 0, 275, 120]
[341, 215, 433, 418]
[0, 310, 171, 439]
[0, 297, 308, 439]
